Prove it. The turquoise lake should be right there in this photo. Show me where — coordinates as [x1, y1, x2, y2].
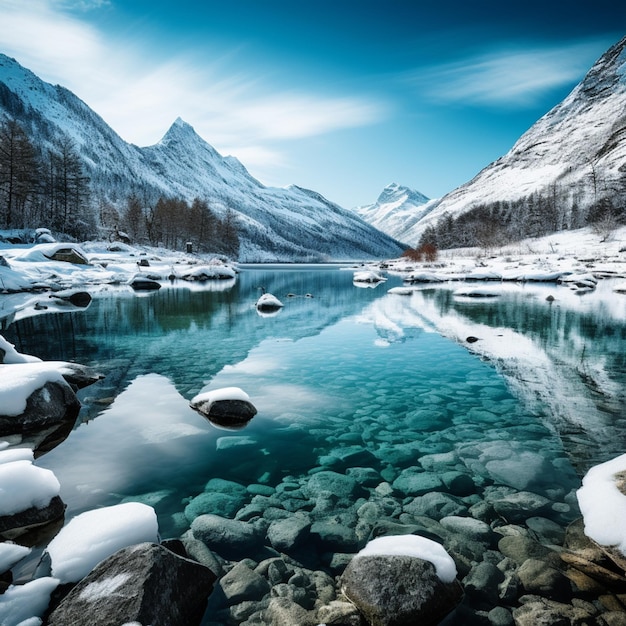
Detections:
[5, 264, 624, 574]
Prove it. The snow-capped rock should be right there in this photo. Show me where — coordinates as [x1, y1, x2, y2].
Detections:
[0, 55, 404, 262]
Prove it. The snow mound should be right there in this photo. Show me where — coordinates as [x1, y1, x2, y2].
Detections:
[190, 386, 251, 406]
[355, 535, 457, 583]
[0, 363, 68, 416]
[46, 502, 159, 583]
[577, 453, 626, 555]
[0, 577, 60, 626]
[0, 459, 60, 516]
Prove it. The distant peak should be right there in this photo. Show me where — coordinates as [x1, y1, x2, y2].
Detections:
[377, 183, 429, 206]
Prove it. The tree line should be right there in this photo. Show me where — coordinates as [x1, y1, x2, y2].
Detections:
[0, 118, 92, 238]
[417, 186, 626, 252]
[0, 117, 241, 256]
[108, 195, 240, 257]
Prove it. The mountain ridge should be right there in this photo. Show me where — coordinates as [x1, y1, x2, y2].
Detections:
[410, 34, 626, 242]
[0, 54, 404, 262]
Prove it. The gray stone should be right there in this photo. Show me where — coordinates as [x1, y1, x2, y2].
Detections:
[493, 491, 551, 524]
[497, 536, 561, 567]
[526, 516, 565, 546]
[328, 446, 377, 468]
[267, 514, 311, 552]
[485, 451, 553, 491]
[512, 595, 598, 625]
[441, 471, 475, 496]
[341, 555, 463, 626]
[462, 561, 504, 605]
[303, 471, 363, 501]
[310, 519, 359, 552]
[517, 558, 572, 601]
[316, 599, 363, 625]
[191, 514, 264, 560]
[487, 606, 514, 626]
[347, 466, 381, 487]
[263, 596, 318, 626]
[180, 536, 225, 578]
[215, 560, 270, 605]
[403, 492, 467, 520]
[184, 491, 246, 521]
[247, 484, 275, 497]
[392, 470, 444, 496]
[440, 515, 495, 544]
[47, 542, 216, 626]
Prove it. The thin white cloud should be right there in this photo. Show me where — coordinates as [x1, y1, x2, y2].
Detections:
[0, 0, 386, 150]
[411, 40, 610, 108]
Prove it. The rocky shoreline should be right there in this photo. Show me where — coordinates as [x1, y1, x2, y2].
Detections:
[2, 334, 626, 625]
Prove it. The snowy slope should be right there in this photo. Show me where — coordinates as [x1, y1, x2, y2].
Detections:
[353, 183, 436, 246]
[0, 55, 404, 262]
[410, 35, 626, 239]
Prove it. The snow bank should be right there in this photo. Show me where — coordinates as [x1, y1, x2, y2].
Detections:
[0, 459, 60, 516]
[355, 535, 457, 583]
[0, 363, 68, 416]
[46, 502, 159, 583]
[180, 264, 236, 280]
[0, 577, 59, 626]
[577, 453, 626, 554]
[353, 270, 386, 283]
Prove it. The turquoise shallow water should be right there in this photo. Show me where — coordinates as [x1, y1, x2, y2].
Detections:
[3, 266, 581, 545]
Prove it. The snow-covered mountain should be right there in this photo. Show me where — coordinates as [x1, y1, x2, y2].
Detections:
[411, 34, 626, 240]
[353, 183, 436, 246]
[0, 54, 404, 262]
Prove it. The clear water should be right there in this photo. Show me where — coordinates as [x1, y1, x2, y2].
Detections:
[4, 266, 594, 554]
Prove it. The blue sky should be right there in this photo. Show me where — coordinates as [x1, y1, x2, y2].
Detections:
[0, 0, 624, 208]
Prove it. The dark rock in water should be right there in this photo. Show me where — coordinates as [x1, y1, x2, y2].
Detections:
[0, 380, 80, 438]
[47, 542, 216, 626]
[466, 336, 479, 344]
[57, 362, 105, 389]
[341, 555, 463, 626]
[0, 495, 65, 540]
[190, 398, 257, 429]
[50, 291, 92, 308]
[130, 278, 161, 291]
